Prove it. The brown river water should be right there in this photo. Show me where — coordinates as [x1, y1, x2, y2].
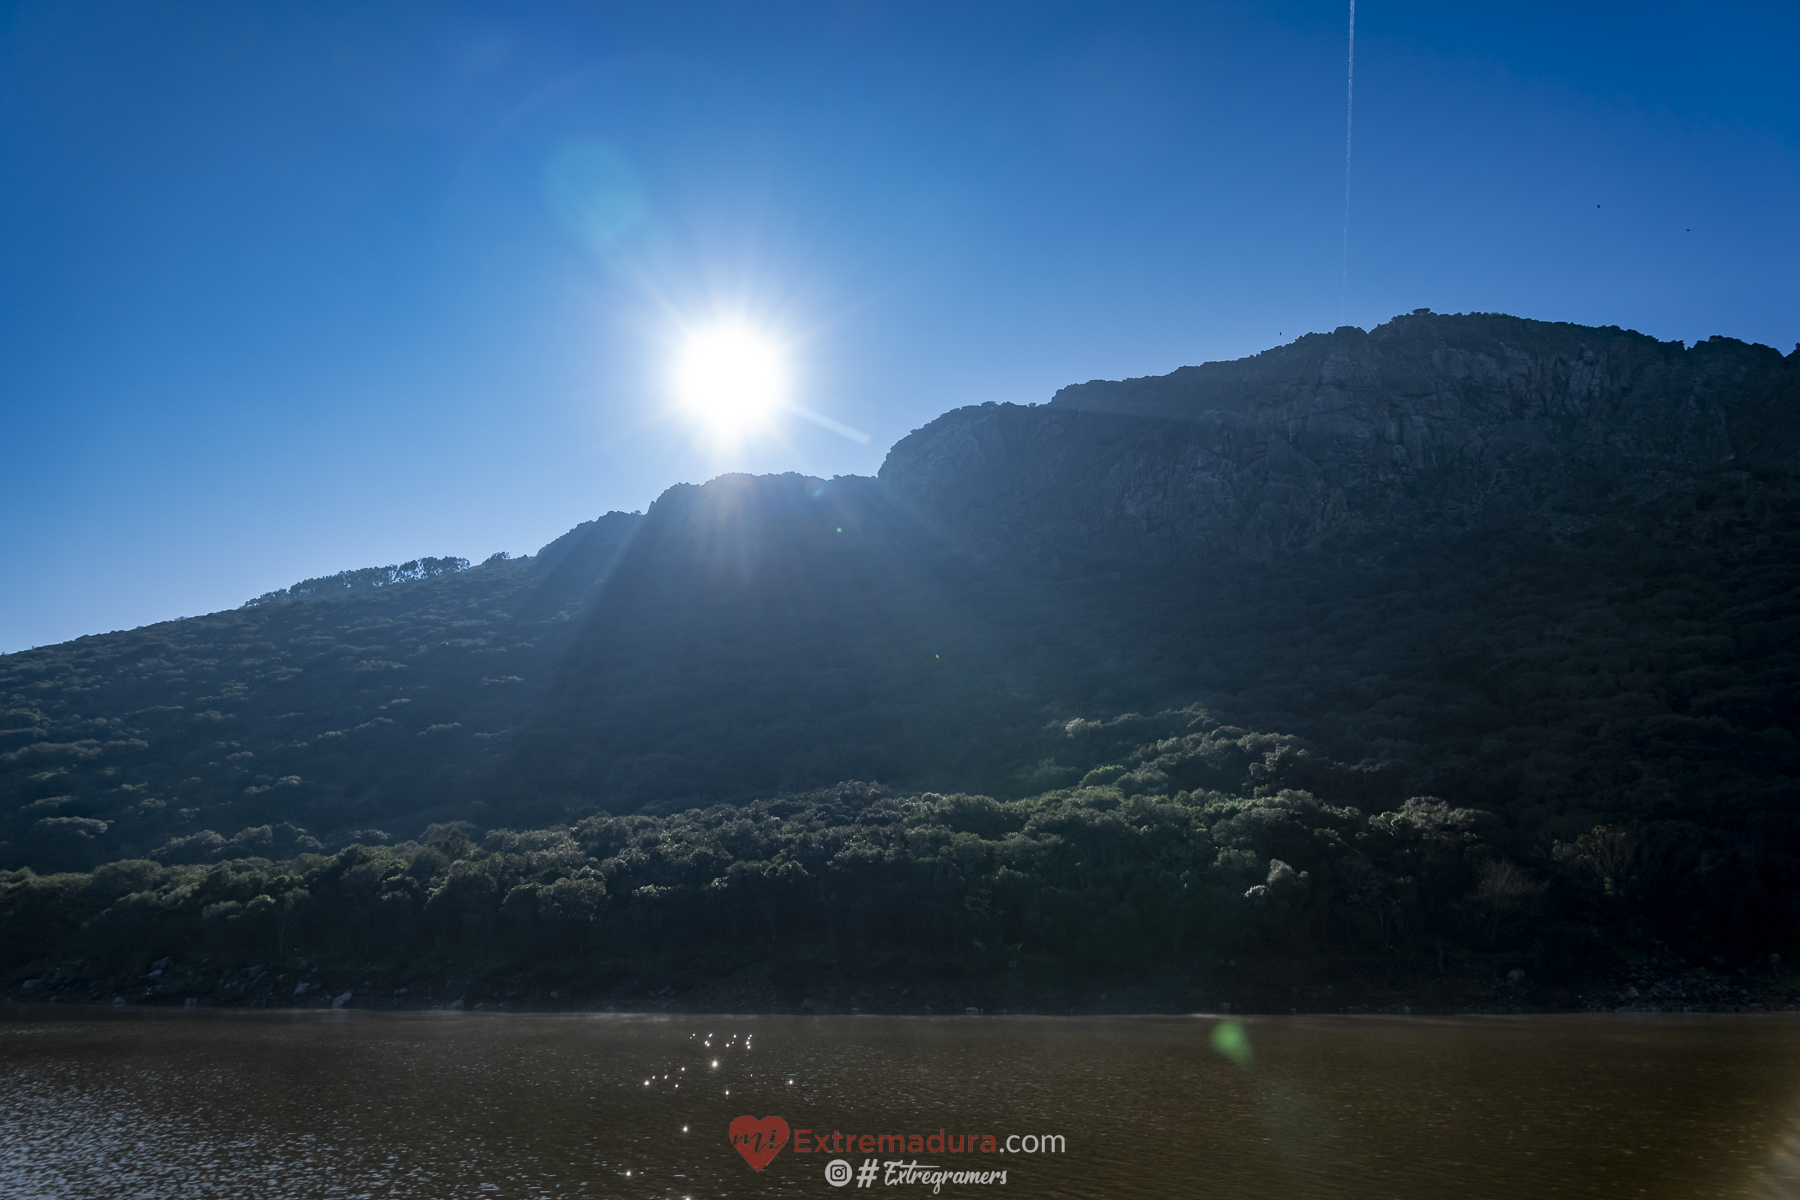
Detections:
[4, 1006, 1800, 1199]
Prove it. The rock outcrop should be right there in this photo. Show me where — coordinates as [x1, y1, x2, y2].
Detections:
[880, 312, 1798, 566]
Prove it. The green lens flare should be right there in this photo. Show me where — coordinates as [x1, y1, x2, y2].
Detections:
[1211, 1019, 1253, 1067]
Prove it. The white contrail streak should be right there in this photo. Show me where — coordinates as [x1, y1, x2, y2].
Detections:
[1340, 0, 1355, 322]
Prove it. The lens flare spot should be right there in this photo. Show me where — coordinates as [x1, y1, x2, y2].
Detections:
[1211, 1019, 1253, 1067]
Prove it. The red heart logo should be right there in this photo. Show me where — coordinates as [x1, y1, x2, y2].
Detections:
[729, 1114, 790, 1172]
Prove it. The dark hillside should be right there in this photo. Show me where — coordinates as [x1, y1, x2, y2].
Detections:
[514, 473, 1060, 807]
[0, 513, 643, 870]
[4, 311, 1798, 1000]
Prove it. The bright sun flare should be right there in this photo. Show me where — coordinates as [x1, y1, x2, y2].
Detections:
[672, 325, 787, 435]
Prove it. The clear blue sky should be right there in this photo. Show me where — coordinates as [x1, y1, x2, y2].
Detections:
[2, 0, 1795, 653]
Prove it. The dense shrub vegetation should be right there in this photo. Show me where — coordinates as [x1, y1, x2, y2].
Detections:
[5, 685, 1796, 988]
[2, 773, 1727, 984]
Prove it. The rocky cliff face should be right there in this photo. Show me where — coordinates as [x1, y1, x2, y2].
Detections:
[880, 312, 1799, 566]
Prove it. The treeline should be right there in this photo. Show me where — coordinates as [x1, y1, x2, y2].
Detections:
[6, 768, 1793, 984]
[242, 555, 474, 608]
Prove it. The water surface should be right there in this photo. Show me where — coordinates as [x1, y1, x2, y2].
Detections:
[4, 1007, 1799, 1198]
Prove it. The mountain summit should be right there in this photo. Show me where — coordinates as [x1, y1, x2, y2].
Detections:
[883, 311, 1797, 565]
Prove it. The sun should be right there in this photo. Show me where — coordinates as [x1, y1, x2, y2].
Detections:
[671, 324, 787, 436]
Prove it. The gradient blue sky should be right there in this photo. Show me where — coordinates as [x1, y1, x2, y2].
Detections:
[3, 0, 1796, 652]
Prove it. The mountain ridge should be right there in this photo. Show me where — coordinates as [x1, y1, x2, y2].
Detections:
[3, 310, 1797, 999]
[881, 311, 1797, 568]
[1, 310, 1795, 952]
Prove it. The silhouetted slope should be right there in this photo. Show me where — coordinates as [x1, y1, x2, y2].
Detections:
[512, 473, 1096, 808]
[0, 513, 643, 868]
[2, 311, 1795, 927]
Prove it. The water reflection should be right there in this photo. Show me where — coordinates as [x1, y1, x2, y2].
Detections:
[2, 1008, 1798, 1198]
